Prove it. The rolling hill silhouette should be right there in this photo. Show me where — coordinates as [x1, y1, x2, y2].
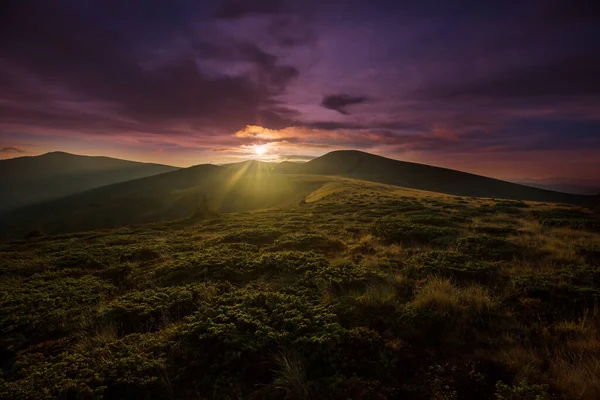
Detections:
[1, 150, 595, 238]
[0, 152, 178, 214]
[283, 150, 590, 204]
[0, 161, 332, 237]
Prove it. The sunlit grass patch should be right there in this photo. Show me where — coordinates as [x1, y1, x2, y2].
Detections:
[411, 277, 497, 319]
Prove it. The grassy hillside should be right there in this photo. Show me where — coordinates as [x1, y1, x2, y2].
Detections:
[0, 152, 178, 214]
[1, 181, 600, 399]
[287, 150, 592, 204]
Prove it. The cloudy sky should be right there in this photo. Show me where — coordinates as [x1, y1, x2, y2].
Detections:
[1, 0, 599, 182]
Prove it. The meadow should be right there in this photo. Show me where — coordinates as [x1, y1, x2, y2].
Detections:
[1, 179, 600, 399]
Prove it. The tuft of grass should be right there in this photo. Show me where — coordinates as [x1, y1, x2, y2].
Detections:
[74, 317, 119, 353]
[358, 281, 398, 307]
[272, 350, 310, 400]
[410, 277, 497, 335]
[412, 277, 461, 315]
[551, 355, 600, 400]
[498, 346, 545, 383]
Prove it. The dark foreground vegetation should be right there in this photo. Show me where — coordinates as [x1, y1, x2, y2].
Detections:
[1, 181, 600, 399]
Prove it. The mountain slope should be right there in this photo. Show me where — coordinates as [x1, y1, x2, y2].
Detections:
[2, 150, 596, 239]
[0, 162, 332, 237]
[2, 179, 599, 399]
[0, 152, 178, 213]
[285, 150, 591, 204]
[513, 178, 600, 195]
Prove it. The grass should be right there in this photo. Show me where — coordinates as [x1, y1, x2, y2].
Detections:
[271, 350, 310, 400]
[551, 356, 600, 400]
[0, 180, 599, 399]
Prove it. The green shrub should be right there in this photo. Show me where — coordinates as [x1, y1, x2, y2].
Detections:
[153, 244, 259, 284]
[257, 251, 328, 275]
[304, 260, 385, 291]
[180, 287, 394, 397]
[494, 380, 551, 399]
[220, 228, 284, 245]
[456, 235, 521, 261]
[0, 276, 114, 353]
[409, 251, 500, 283]
[405, 215, 458, 227]
[374, 219, 460, 246]
[1, 332, 172, 399]
[539, 218, 600, 233]
[100, 283, 218, 333]
[275, 233, 345, 252]
[511, 273, 600, 318]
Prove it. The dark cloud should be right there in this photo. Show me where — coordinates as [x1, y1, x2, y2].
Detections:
[321, 94, 368, 115]
[420, 53, 600, 100]
[278, 154, 315, 161]
[302, 120, 424, 131]
[0, 146, 25, 153]
[0, 0, 302, 134]
[216, 0, 287, 19]
[266, 15, 317, 47]
[303, 121, 366, 130]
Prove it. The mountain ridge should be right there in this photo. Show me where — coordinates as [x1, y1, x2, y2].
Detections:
[0, 152, 179, 213]
[1, 149, 596, 239]
[281, 150, 592, 204]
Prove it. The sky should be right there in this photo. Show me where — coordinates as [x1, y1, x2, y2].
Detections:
[1, 0, 599, 183]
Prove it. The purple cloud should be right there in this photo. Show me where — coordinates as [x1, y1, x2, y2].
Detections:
[0, 146, 25, 153]
[321, 94, 369, 115]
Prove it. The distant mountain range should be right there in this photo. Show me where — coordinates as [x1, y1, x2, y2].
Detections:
[0, 152, 178, 214]
[0, 150, 596, 238]
[512, 178, 600, 195]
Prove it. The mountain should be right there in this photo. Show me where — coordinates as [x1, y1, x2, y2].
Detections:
[1, 150, 595, 239]
[512, 178, 600, 195]
[0, 152, 178, 214]
[0, 161, 331, 238]
[282, 150, 591, 204]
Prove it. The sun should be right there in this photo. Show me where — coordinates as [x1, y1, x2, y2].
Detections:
[253, 144, 268, 155]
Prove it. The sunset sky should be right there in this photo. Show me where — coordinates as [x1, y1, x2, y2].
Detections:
[1, 0, 599, 182]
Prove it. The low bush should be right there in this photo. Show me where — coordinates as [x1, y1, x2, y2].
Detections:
[220, 228, 284, 245]
[540, 218, 600, 233]
[1, 332, 173, 399]
[456, 234, 522, 261]
[374, 219, 460, 247]
[275, 233, 345, 252]
[408, 251, 500, 283]
[100, 283, 218, 333]
[178, 288, 392, 396]
[153, 244, 259, 284]
[0, 275, 114, 354]
[405, 278, 498, 348]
